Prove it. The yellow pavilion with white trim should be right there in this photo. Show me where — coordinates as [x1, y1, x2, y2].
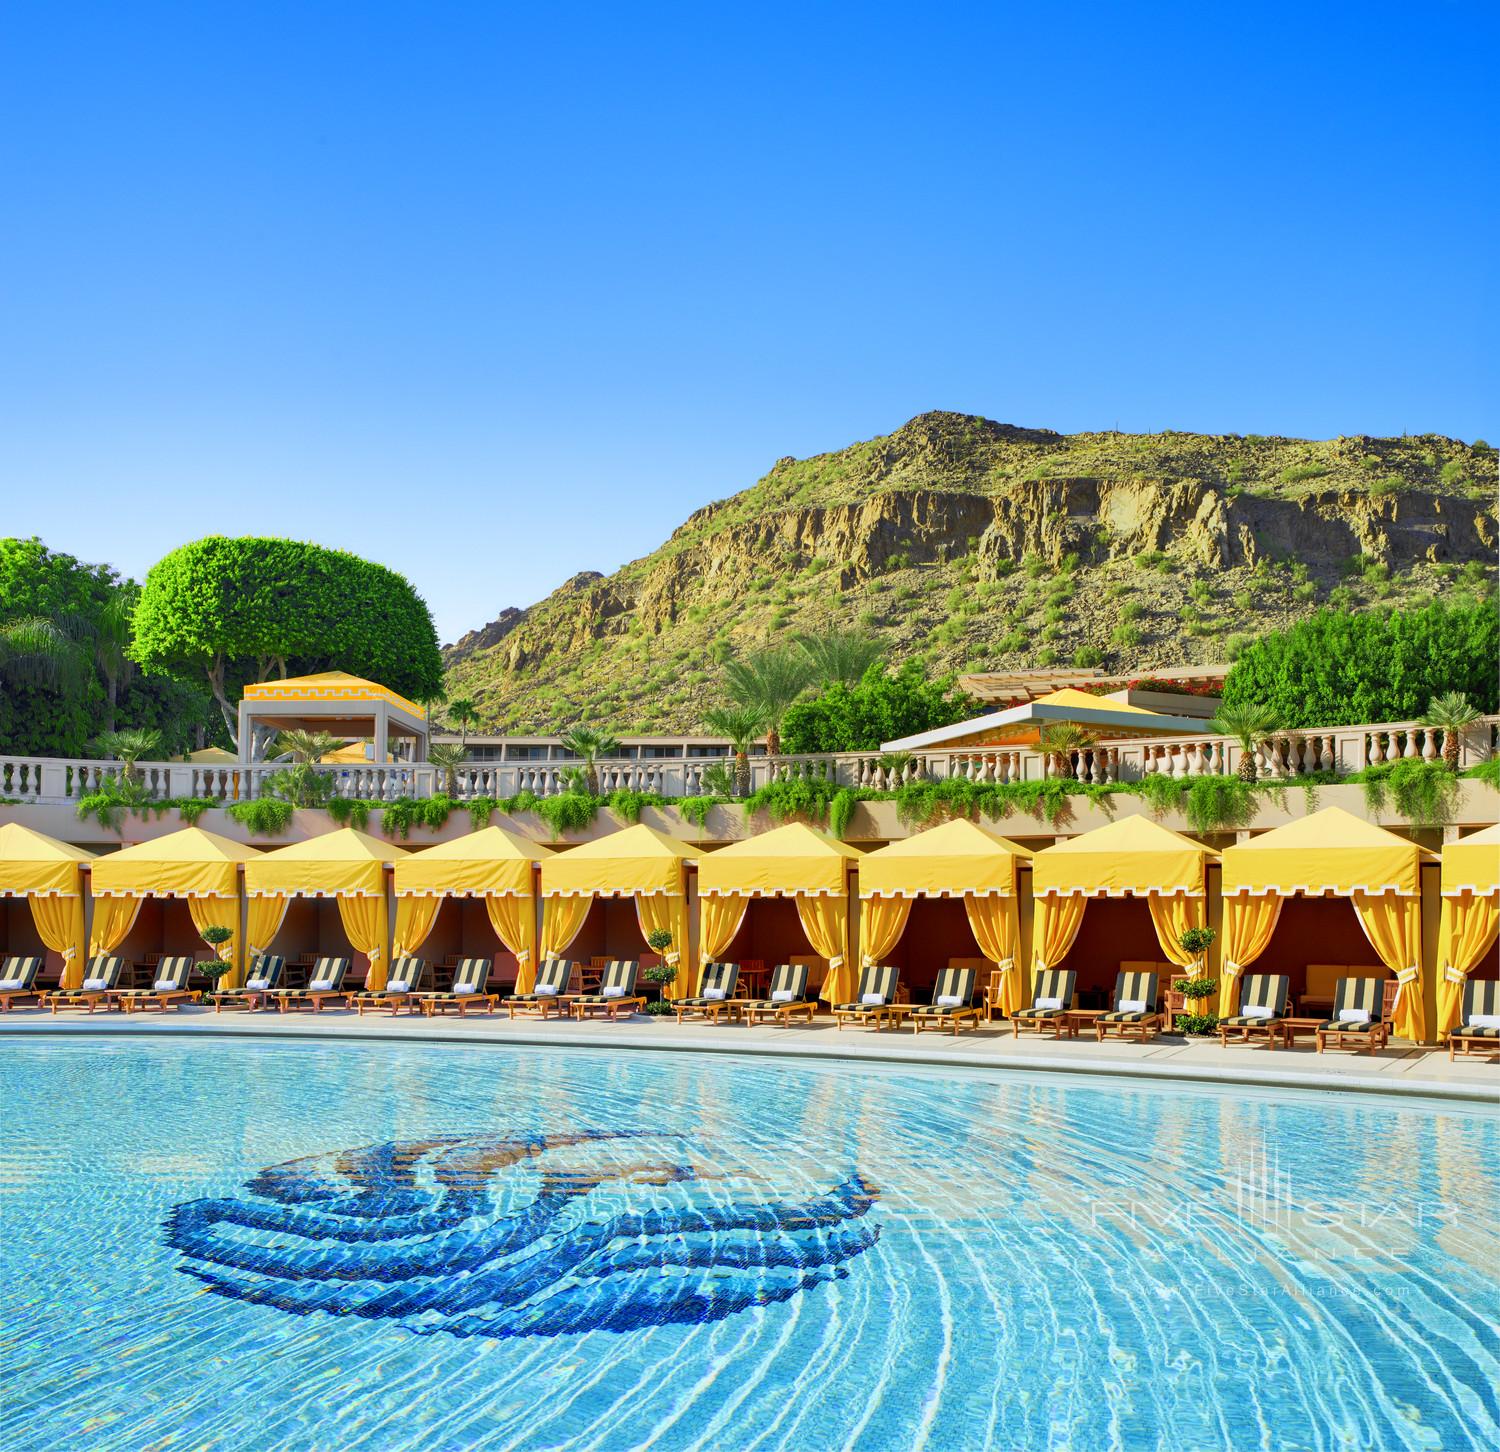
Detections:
[1217, 807, 1431, 1041]
[0, 822, 93, 987]
[540, 825, 697, 1000]
[1435, 823, 1500, 1039]
[245, 828, 407, 990]
[1030, 816, 1215, 1004]
[696, 823, 862, 1005]
[857, 819, 1032, 1014]
[89, 827, 262, 986]
[394, 828, 550, 993]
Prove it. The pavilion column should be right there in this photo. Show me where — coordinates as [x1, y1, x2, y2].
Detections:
[373, 704, 389, 767]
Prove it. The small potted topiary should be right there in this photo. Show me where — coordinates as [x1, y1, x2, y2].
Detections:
[642, 928, 678, 1016]
[198, 924, 236, 1002]
[1174, 925, 1219, 1039]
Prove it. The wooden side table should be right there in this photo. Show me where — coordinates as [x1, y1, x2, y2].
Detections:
[1064, 1008, 1105, 1039]
[1278, 1016, 1325, 1049]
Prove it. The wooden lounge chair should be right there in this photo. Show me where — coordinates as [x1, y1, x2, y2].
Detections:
[419, 958, 500, 1017]
[832, 964, 901, 1031]
[352, 955, 428, 1015]
[911, 967, 982, 1035]
[273, 957, 352, 1013]
[206, 955, 286, 1012]
[1094, 970, 1163, 1043]
[0, 956, 44, 1012]
[1316, 976, 1391, 1054]
[739, 964, 817, 1026]
[570, 960, 646, 1020]
[1217, 973, 1290, 1049]
[1009, 970, 1078, 1038]
[501, 956, 576, 1019]
[45, 955, 127, 1014]
[1447, 979, 1500, 1061]
[110, 955, 200, 1014]
[674, 962, 741, 1023]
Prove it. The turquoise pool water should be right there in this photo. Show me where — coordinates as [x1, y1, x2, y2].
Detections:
[0, 1041, 1495, 1451]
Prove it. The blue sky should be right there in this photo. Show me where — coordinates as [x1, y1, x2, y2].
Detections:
[1, 2, 1494, 641]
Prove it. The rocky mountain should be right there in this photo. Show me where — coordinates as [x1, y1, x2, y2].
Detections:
[444, 413, 1498, 733]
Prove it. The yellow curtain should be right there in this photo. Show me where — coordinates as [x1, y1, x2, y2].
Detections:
[394, 896, 442, 956]
[89, 896, 142, 956]
[338, 894, 390, 991]
[964, 895, 1022, 1014]
[1352, 891, 1425, 1042]
[487, 893, 540, 993]
[1217, 894, 1283, 1015]
[1435, 891, 1500, 1037]
[1032, 894, 1087, 994]
[796, 894, 851, 1004]
[1147, 893, 1203, 969]
[636, 894, 691, 1001]
[699, 893, 749, 965]
[187, 895, 243, 987]
[28, 894, 88, 988]
[542, 894, 591, 960]
[247, 895, 289, 962]
[859, 897, 911, 967]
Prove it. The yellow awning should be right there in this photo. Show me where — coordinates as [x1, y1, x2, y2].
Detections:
[243, 671, 424, 718]
[181, 746, 237, 764]
[541, 824, 697, 898]
[91, 826, 261, 899]
[0, 821, 94, 898]
[246, 827, 406, 898]
[1031, 687, 1157, 715]
[1032, 815, 1213, 898]
[396, 827, 550, 898]
[1440, 822, 1500, 898]
[859, 818, 1030, 898]
[1221, 806, 1428, 898]
[697, 822, 862, 898]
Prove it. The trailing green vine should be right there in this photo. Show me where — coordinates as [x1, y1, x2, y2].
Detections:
[76, 783, 218, 831]
[1357, 759, 1462, 828]
[227, 797, 294, 835]
[326, 797, 371, 830]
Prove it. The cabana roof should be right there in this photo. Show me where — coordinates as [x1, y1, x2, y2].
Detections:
[0, 821, 94, 898]
[1441, 823, 1500, 898]
[396, 826, 550, 898]
[1032, 815, 1214, 898]
[243, 671, 425, 719]
[541, 823, 697, 898]
[859, 818, 1030, 899]
[881, 688, 1207, 752]
[91, 826, 261, 899]
[246, 827, 406, 898]
[1221, 806, 1431, 898]
[697, 822, 861, 898]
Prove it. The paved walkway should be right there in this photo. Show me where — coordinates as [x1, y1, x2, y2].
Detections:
[4, 1006, 1496, 1104]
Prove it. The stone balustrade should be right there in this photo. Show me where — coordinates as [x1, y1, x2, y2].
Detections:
[1, 716, 1494, 809]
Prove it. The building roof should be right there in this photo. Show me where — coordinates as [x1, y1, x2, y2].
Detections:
[697, 822, 861, 898]
[1220, 806, 1430, 898]
[0, 821, 94, 898]
[1031, 815, 1214, 898]
[91, 826, 262, 899]
[541, 823, 697, 898]
[1442, 823, 1500, 897]
[243, 671, 425, 720]
[859, 818, 1030, 899]
[958, 664, 1230, 703]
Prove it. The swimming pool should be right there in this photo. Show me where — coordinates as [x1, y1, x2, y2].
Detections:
[1, 1040, 1495, 1451]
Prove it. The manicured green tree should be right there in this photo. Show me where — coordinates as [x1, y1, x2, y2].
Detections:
[1421, 691, 1482, 770]
[780, 660, 974, 754]
[1210, 702, 1281, 783]
[1222, 600, 1499, 728]
[723, 645, 815, 756]
[559, 725, 620, 794]
[131, 537, 445, 746]
[701, 704, 767, 795]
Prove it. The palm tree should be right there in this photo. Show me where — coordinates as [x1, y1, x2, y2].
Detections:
[1210, 703, 1280, 782]
[722, 645, 814, 756]
[702, 704, 768, 796]
[1038, 723, 1096, 780]
[56, 589, 138, 733]
[428, 741, 468, 796]
[794, 628, 884, 687]
[95, 727, 165, 784]
[276, 729, 346, 764]
[0, 616, 86, 692]
[560, 725, 620, 795]
[447, 696, 480, 746]
[1422, 691, 1481, 771]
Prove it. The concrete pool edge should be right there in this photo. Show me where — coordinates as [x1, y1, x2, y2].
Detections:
[3, 1017, 1495, 1105]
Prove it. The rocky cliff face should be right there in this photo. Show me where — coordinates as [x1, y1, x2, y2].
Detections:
[445, 413, 1497, 732]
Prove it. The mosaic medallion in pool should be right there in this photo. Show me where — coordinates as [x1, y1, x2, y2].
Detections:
[0, 1039, 1496, 1451]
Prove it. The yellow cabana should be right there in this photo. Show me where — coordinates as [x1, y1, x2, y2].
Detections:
[1218, 806, 1431, 1041]
[245, 828, 407, 990]
[696, 823, 863, 1004]
[0, 822, 93, 988]
[540, 825, 697, 1000]
[1436, 823, 1500, 1039]
[89, 827, 262, 986]
[1031, 815, 1214, 1000]
[394, 828, 550, 992]
[858, 819, 1033, 1014]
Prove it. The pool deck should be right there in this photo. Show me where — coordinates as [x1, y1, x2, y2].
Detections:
[3, 1007, 1496, 1104]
